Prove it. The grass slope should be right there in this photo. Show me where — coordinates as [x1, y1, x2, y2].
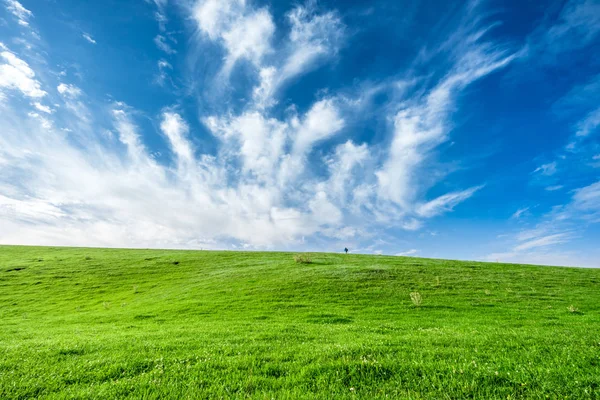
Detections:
[1, 245, 599, 399]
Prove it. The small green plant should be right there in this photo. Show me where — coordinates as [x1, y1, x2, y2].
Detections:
[410, 292, 422, 307]
[294, 254, 312, 264]
[567, 305, 580, 314]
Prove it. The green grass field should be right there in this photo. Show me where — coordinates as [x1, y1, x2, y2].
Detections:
[1, 245, 599, 399]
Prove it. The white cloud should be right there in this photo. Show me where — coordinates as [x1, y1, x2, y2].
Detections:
[27, 111, 52, 129]
[4, 0, 32, 27]
[155, 11, 168, 32]
[488, 179, 600, 267]
[192, 0, 243, 40]
[483, 226, 575, 266]
[0, 194, 65, 222]
[514, 232, 571, 251]
[57, 83, 82, 98]
[32, 101, 53, 114]
[221, 9, 274, 72]
[524, 0, 600, 61]
[484, 250, 597, 268]
[546, 0, 600, 52]
[324, 140, 369, 202]
[155, 59, 172, 86]
[252, 5, 344, 108]
[158, 59, 171, 69]
[205, 96, 345, 188]
[416, 186, 482, 218]
[396, 249, 418, 256]
[82, 33, 96, 44]
[293, 98, 344, 154]
[56, 83, 91, 129]
[204, 111, 287, 184]
[278, 98, 345, 185]
[152, 0, 168, 9]
[112, 107, 149, 163]
[154, 35, 176, 54]
[533, 161, 557, 176]
[545, 185, 563, 191]
[511, 207, 529, 219]
[149, 0, 168, 31]
[160, 111, 194, 165]
[571, 181, 600, 213]
[309, 191, 342, 226]
[0, 46, 46, 98]
[192, 0, 274, 75]
[376, 40, 515, 209]
[575, 107, 600, 137]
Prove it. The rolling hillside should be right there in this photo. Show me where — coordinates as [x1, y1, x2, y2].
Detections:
[1, 246, 599, 399]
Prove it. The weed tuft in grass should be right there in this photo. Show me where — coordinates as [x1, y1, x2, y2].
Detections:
[294, 254, 312, 264]
[567, 305, 581, 314]
[410, 291, 422, 307]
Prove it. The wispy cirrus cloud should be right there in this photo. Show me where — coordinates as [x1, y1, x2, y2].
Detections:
[82, 33, 96, 45]
[415, 186, 483, 218]
[56, 82, 81, 98]
[4, 0, 32, 27]
[253, 4, 345, 108]
[486, 179, 600, 267]
[525, 0, 600, 59]
[396, 249, 418, 256]
[556, 73, 600, 149]
[517, 0, 600, 201]
[511, 207, 530, 219]
[148, 0, 168, 31]
[155, 59, 172, 86]
[154, 34, 176, 54]
[0, 43, 46, 98]
[575, 107, 600, 137]
[192, 0, 275, 76]
[376, 21, 515, 215]
[513, 231, 572, 251]
[32, 101, 53, 114]
[533, 161, 557, 176]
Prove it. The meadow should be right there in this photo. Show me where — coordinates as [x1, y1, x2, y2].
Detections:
[0, 245, 599, 399]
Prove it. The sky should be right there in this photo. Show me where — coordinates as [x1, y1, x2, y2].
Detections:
[0, 0, 599, 267]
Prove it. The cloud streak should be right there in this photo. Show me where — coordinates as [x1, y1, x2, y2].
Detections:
[4, 0, 32, 27]
[82, 33, 96, 44]
[0, 44, 46, 98]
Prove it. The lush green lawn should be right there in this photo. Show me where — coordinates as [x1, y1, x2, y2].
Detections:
[0, 245, 599, 399]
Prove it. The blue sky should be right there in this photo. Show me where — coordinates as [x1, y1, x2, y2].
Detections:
[1, 0, 599, 267]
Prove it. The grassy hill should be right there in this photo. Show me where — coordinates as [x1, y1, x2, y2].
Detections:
[1, 245, 599, 399]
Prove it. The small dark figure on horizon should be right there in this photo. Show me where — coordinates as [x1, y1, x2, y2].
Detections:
[344, 247, 348, 254]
